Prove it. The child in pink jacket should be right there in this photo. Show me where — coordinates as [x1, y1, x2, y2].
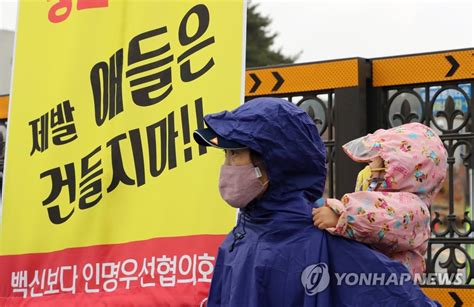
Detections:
[313, 122, 447, 276]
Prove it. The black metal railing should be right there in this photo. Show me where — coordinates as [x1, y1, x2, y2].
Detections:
[383, 81, 474, 285]
[246, 79, 474, 285]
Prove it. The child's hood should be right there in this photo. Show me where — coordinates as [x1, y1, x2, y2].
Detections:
[343, 123, 447, 205]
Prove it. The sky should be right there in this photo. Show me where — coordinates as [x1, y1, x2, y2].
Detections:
[0, 0, 16, 31]
[0, 0, 473, 63]
[254, 0, 473, 62]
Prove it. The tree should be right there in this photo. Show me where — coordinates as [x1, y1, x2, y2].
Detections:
[246, 2, 299, 68]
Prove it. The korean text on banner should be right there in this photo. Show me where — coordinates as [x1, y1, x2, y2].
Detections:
[0, 0, 245, 305]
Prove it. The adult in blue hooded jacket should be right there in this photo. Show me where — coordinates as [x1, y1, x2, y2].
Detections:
[193, 97, 438, 306]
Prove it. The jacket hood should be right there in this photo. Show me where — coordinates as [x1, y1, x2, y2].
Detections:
[343, 122, 447, 204]
[205, 97, 326, 204]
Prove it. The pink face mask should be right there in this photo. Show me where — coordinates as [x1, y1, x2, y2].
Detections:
[219, 164, 268, 208]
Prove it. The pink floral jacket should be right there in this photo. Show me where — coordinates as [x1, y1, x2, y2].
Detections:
[326, 123, 447, 276]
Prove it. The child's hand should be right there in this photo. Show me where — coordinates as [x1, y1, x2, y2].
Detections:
[312, 199, 341, 229]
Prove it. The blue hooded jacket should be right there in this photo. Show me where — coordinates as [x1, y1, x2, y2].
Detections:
[204, 97, 438, 307]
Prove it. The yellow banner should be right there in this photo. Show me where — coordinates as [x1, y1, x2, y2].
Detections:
[1, 0, 245, 255]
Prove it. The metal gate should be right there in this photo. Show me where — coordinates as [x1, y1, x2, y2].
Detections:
[245, 48, 474, 296]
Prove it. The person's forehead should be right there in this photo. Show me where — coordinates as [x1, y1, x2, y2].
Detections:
[226, 148, 250, 155]
[368, 157, 385, 166]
